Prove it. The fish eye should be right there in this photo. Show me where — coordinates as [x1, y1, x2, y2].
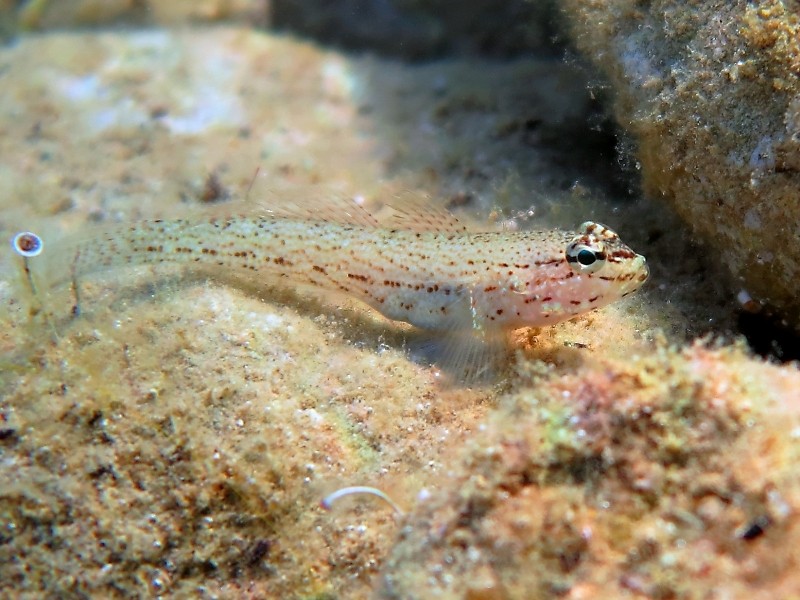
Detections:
[12, 231, 43, 258]
[566, 242, 605, 274]
[577, 249, 596, 266]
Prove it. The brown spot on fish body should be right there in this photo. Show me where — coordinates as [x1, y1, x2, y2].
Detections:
[609, 249, 636, 261]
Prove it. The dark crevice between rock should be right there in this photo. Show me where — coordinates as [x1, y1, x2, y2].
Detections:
[270, 0, 565, 61]
[737, 311, 800, 363]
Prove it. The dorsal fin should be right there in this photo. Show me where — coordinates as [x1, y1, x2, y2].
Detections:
[257, 196, 380, 228]
[384, 194, 469, 233]
[249, 191, 484, 232]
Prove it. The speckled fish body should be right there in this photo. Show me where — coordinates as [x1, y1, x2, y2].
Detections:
[37, 208, 648, 336]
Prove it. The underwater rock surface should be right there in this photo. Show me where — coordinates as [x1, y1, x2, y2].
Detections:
[561, 0, 800, 329]
[379, 344, 800, 599]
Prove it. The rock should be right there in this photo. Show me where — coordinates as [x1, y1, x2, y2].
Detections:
[12, 0, 268, 30]
[378, 343, 800, 599]
[561, 0, 800, 329]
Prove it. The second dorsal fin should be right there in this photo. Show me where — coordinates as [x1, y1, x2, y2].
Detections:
[254, 191, 482, 233]
[384, 193, 469, 233]
[257, 196, 381, 228]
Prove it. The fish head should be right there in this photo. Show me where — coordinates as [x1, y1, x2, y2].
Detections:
[507, 221, 649, 327]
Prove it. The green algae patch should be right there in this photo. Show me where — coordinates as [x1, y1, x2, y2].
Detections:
[377, 343, 800, 599]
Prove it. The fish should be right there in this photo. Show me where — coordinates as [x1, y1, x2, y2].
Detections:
[12, 200, 649, 379]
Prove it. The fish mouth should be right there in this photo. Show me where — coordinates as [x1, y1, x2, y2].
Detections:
[628, 255, 649, 292]
[618, 254, 649, 296]
[636, 255, 649, 282]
